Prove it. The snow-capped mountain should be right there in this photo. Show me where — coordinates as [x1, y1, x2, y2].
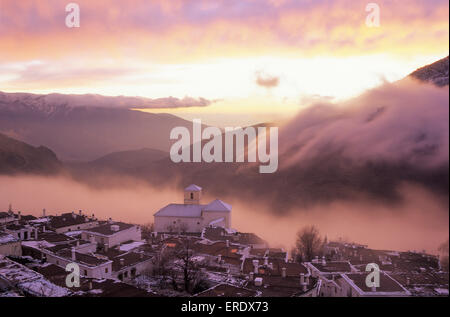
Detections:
[0, 91, 211, 118]
[409, 56, 449, 87]
[0, 92, 198, 161]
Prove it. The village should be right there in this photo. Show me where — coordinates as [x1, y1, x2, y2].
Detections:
[0, 185, 448, 297]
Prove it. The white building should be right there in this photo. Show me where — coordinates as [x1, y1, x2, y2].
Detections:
[154, 185, 232, 233]
[49, 211, 99, 234]
[81, 220, 142, 249]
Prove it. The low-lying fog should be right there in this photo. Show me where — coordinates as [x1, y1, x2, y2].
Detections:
[1, 174, 447, 255]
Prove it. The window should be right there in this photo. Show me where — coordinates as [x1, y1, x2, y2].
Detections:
[124, 271, 128, 278]
[56, 260, 59, 265]
[190, 192, 194, 199]
[105, 268, 108, 273]
[84, 270, 88, 276]
[131, 268, 136, 277]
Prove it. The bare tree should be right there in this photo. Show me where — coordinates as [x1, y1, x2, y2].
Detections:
[171, 239, 203, 294]
[140, 222, 154, 240]
[294, 225, 323, 262]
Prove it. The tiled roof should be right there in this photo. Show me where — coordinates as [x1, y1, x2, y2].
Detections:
[196, 283, 258, 297]
[311, 261, 353, 273]
[204, 199, 232, 212]
[185, 184, 202, 191]
[154, 204, 206, 217]
[83, 222, 136, 236]
[50, 213, 96, 229]
[54, 249, 111, 267]
[342, 272, 408, 294]
[112, 252, 153, 272]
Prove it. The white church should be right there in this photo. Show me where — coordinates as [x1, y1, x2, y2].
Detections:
[153, 184, 232, 233]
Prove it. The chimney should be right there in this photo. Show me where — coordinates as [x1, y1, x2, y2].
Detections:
[359, 255, 363, 262]
[252, 260, 259, 274]
[34, 228, 38, 240]
[281, 267, 286, 278]
[111, 225, 120, 232]
[249, 272, 254, 281]
[254, 277, 263, 287]
[226, 240, 230, 248]
[104, 244, 109, 252]
[140, 252, 144, 259]
[42, 208, 46, 217]
[88, 281, 93, 290]
[300, 273, 305, 285]
[264, 257, 269, 266]
[43, 225, 46, 233]
[302, 283, 307, 292]
[18, 211, 22, 221]
[108, 217, 113, 224]
[322, 256, 326, 266]
[406, 277, 410, 286]
[71, 247, 76, 261]
[79, 210, 82, 216]
[305, 275, 310, 285]
[217, 254, 222, 263]
[120, 258, 125, 266]
[76, 240, 80, 247]
[90, 235, 96, 244]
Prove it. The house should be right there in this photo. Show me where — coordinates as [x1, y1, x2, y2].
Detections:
[42, 246, 113, 279]
[110, 251, 153, 282]
[49, 211, 99, 234]
[80, 220, 142, 250]
[3, 223, 35, 241]
[336, 272, 411, 297]
[154, 185, 232, 233]
[0, 231, 22, 257]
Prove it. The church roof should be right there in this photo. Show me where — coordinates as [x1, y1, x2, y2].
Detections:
[154, 199, 232, 217]
[154, 204, 206, 218]
[185, 184, 202, 192]
[204, 199, 232, 212]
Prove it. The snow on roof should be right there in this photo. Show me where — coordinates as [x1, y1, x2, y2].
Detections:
[0, 232, 18, 245]
[209, 217, 225, 226]
[21, 240, 56, 249]
[154, 204, 206, 217]
[185, 184, 202, 192]
[19, 278, 71, 297]
[434, 288, 449, 295]
[119, 241, 145, 252]
[29, 217, 50, 224]
[154, 199, 231, 217]
[204, 199, 232, 212]
[0, 256, 70, 297]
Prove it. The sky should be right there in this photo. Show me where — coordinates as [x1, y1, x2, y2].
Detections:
[0, 0, 448, 126]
